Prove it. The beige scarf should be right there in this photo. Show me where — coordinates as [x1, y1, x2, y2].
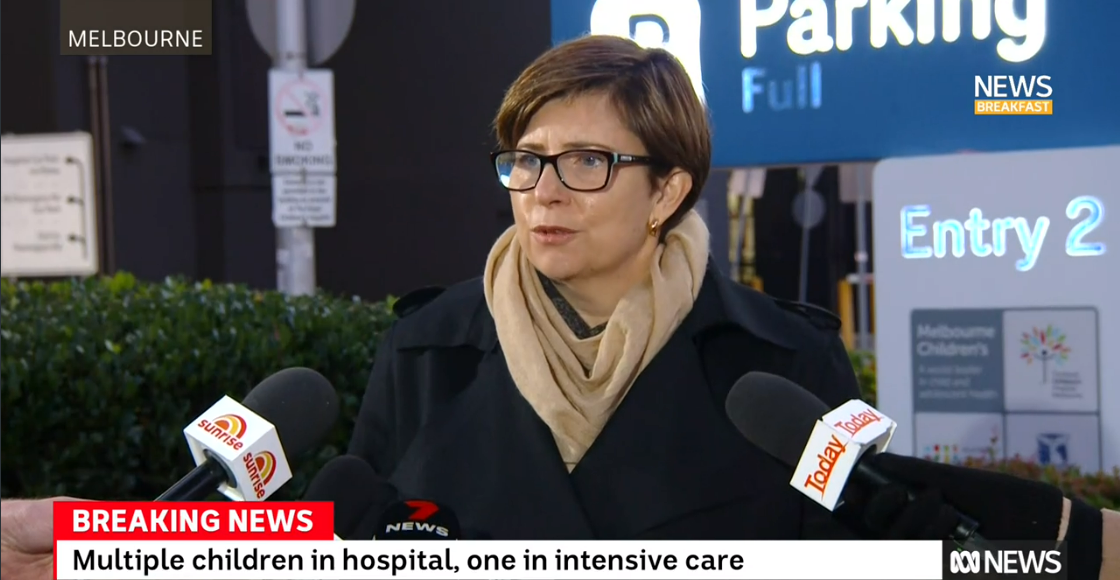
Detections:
[483, 211, 710, 471]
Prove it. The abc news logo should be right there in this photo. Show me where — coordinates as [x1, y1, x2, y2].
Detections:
[944, 542, 1066, 578]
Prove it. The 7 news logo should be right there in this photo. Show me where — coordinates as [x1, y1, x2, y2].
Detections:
[946, 543, 1065, 578]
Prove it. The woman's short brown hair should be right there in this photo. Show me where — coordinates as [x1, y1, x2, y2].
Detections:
[494, 35, 711, 235]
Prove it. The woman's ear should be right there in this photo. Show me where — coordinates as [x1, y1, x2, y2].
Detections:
[653, 169, 693, 224]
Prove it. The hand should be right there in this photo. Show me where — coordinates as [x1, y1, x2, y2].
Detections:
[857, 453, 1066, 541]
[1, 497, 84, 580]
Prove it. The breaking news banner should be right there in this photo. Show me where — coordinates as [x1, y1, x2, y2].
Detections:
[51, 503, 1066, 580]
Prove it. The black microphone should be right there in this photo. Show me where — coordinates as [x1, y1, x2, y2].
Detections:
[374, 500, 462, 540]
[724, 371, 994, 551]
[302, 455, 399, 539]
[157, 367, 340, 502]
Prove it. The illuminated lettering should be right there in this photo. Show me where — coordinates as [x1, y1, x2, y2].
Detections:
[741, 62, 821, 112]
[741, 0, 1047, 62]
[589, 0, 705, 101]
[933, 218, 966, 258]
[900, 200, 1104, 271]
[901, 205, 934, 259]
[964, 208, 992, 257]
[1065, 196, 1106, 257]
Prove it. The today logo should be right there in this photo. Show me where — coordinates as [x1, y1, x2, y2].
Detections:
[803, 433, 847, 497]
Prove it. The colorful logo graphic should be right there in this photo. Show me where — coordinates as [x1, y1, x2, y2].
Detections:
[922, 443, 962, 464]
[212, 414, 247, 439]
[1036, 433, 1070, 466]
[254, 451, 277, 485]
[1020, 325, 1071, 383]
[405, 500, 439, 521]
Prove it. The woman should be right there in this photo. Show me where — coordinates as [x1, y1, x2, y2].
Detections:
[348, 35, 863, 539]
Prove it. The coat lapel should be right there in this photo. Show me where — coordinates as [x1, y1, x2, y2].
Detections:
[388, 263, 811, 539]
[568, 265, 803, 538]
[390, 345, 595, 539]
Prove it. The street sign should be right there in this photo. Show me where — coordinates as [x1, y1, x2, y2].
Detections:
[245, 0, 355, 66]
[272, 172, 336, 228]
[269, 68, 336, 174]
[1, 132, 100, 278]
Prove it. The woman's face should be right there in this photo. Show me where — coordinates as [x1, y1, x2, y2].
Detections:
[510, 93, 689, 284]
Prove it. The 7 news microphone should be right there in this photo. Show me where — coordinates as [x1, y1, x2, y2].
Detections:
[156, 367, 340, 502]
[374, 500, 462, 540]
[301, 454, 471, 541]
[723, 371, 994, 551]
[302, 455, 400, 539]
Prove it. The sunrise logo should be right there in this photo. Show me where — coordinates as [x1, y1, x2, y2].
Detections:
[244, 450, 278, 499]
[254, 451, 277, 485]
[197, 413, 248, 451]
[212, 414, 248, 438]
[1021, 325, 1071, 384]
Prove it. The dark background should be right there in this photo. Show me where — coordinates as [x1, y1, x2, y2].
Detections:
[1, 0, 863, 310]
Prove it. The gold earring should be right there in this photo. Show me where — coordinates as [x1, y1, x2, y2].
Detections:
[648, 219, 660, 237]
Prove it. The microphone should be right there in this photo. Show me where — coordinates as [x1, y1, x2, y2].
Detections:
[374, 500, 462, 540]
[724, 371, 992, 550]
[302, 455, 399, 539]
[157, 367, 339, 502]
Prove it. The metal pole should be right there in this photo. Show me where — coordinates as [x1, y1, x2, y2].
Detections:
[855, 165, 871, 351]
[274, 0, 317, 296]
[797, 165, 823, 303]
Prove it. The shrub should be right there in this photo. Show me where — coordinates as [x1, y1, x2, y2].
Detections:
[851, 350, 1119, 510]
[1, 273, 394, 500]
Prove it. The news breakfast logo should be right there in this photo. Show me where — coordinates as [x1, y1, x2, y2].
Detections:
[945, 542, 1065, 577]
[974, 75, 1053, 115]
[198, 413, 248, 450]
[1021, 325, 1071, 383]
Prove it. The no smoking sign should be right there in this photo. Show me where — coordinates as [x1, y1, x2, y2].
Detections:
[275, 77, 325, 137]
[268, 69, 336, 173]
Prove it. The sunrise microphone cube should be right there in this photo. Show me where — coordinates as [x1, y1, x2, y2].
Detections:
[182, 396, 293, 502]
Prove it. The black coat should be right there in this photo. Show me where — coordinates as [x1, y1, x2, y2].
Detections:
[347, 262, 866, 540]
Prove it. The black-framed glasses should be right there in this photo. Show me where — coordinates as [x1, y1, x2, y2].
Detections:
[491, 149, 663, 192]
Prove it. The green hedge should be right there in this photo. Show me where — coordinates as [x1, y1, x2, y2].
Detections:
[1, 273, 393, 500]
[1, 274, 1116, 511]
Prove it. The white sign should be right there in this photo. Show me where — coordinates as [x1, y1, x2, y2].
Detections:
[1, 132, 100, 277]
[872, 145, 1118, 472]
[269, 69, 336, 173]
[272, 173, 336, 228]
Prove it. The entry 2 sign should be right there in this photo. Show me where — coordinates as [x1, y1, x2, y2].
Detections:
[871, 145, 1118, 472]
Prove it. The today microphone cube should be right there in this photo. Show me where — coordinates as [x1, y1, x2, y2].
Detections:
[182, 396, 292, 502]
[790, 400, 897, 510]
